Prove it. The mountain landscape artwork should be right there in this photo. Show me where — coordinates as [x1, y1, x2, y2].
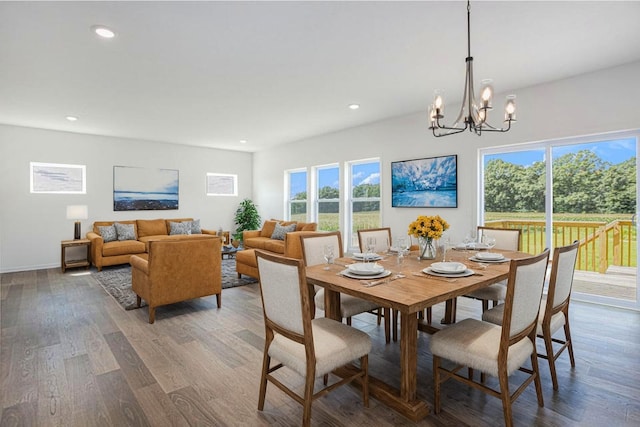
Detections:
[391, 155, 457, 208]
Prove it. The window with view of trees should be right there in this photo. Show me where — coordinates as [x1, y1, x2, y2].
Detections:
[287, 169, 307, 221]
[482, 134, 638, 305]
[347, 160, 381, 249]
[316, 165, 340, 231]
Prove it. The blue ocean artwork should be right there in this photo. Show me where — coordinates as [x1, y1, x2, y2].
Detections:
[113, 166, 179, 211]
[391, 155, 457, 208]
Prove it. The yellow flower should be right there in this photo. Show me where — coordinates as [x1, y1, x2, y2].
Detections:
[408, 215, 449, 240]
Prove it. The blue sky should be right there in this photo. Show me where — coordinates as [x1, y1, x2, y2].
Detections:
[289, 162, 380, 197]
[484, 137, 636, 167]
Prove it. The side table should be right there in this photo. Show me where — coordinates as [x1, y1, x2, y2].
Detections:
[61, 239, 91, 273]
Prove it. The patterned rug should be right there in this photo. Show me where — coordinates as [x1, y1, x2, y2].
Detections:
[92, 258, 257, 311]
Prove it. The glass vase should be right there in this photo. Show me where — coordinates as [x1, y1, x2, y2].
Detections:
[418, 237, 437, 260]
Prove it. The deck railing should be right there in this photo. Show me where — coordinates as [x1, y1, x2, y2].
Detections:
[486, 220, 636, 273]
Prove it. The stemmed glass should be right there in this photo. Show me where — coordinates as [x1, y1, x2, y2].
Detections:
[395, 237, 408, 272]
[441, 233, 451, 262]
[464, 230, 477, 251]
[483, 235, 496, 252]
[323, 244, 335, 270]
[365, 237, 377, 263]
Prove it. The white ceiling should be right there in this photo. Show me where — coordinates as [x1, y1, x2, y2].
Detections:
[2, 1, 640, 153]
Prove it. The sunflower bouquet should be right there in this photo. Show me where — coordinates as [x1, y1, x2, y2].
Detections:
[408, 215, 450, 240]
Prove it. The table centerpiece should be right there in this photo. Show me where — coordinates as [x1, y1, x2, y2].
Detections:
[408, 215, 450, 260]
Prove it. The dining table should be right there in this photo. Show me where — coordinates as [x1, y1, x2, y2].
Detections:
[304, 247, 529, 422]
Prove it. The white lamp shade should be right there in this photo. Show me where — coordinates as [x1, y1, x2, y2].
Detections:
[66, 205, 88, 220]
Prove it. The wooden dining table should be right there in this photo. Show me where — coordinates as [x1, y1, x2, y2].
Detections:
[305, 248, 529, 422]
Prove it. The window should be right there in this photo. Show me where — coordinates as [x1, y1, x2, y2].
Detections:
[315, 165, 340, 231]
[30, 162, 86, 194]
[206, 173, 237, 196]
[286, 169, 307, 221]
[346, 159, 381, 249]
[480, 131, 638, 310]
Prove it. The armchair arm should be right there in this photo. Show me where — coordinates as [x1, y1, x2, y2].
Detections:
[130, 255, 149, 275]
[201, 229, 217, 235]
[243, 230, 261, 240]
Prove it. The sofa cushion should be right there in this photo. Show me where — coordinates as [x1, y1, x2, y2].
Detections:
[189, 219, 202, 234]
[98, 225, 117, 242]
[263, 239, 286, 254]
[298, 222, 317, 231]
[169, 221, 192, 235]
[164, 218, 194, 234]
[137, 219, 168, 238]
[244, 236, 272, 250]
[114, 222, 137, 241]
[102, 240, 146, 257]
[271, 222, 297, 240]
[260, 220, 279, 238]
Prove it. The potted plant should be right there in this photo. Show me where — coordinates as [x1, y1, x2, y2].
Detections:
[232, 198, 261, 247]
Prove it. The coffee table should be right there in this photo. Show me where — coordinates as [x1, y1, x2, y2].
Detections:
[221, 245, 237, 259]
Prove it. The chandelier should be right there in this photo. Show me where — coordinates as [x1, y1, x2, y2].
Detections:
[429, 0, 516, 137]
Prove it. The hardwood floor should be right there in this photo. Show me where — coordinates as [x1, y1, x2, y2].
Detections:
[2, 267, 639, 426]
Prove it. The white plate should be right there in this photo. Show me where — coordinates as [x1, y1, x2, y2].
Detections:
[352, 252, 383, 261]
[347, 262, 385, 275]
[454, 242, 489, 250]
[430, 262, 467, 274]
[341, 269, 391, 280]
[469, 256, 510, 264]
[475, 252, 504, 261]
[422, 268, 475, 278]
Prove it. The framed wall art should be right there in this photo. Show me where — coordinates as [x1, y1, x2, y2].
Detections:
[391, 154, 457, 208]
[30, 162, 86, 194]
[113, 166, 179, 211]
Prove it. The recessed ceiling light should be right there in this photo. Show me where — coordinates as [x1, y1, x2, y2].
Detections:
[240, 140, 247, 144]
[66, 116, 78, 121]
[91, 25, 116, 39]
[348, 104, 360, 110]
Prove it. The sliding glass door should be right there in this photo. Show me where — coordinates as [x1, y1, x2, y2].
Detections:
[481, 131, 638, 309]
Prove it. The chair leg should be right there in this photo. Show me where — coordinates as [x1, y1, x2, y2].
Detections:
[377, 308, 382, 325]
[323, 374, 328, 386]
[216, 293, 222, 308]
[565, 319, 576, 367]
[361, 355, 369, 407]
[302, 371, 315, 427]
[531, 351, 545, 408]
[258, 353, 270, 410]
[481, 299, 489, 312]
[433, 356, 442, 413]
[148, 306, 156, 324]
[392, 310, 398, 342]
[426, 307, 432, 324]
[136, 296, 142, 308]
[497, 366, 513, 427]
[346, 316, 352, 326]
[384, 308, 391, 344]
[542, 326, 559, 390]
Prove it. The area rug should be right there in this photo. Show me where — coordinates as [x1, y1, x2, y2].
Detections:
[92, 258, 257, 311]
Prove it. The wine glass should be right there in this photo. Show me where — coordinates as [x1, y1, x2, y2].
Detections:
[395, 237, 407, 269]
[464, 230, 477, 251]
[441, 233, 451, 262]
[366, 237, 377, 263]
[483, 235, 496, 252]
[323, 244, 335, 270]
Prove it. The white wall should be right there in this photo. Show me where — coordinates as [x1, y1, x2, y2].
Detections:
[253, 61, 640, 245]
[0, 125, 253, 272]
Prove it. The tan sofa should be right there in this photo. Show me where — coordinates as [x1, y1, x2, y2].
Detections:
[87, 218, 218, 271]
[236, 220, 318, 279]
[130, 236, 221, 323]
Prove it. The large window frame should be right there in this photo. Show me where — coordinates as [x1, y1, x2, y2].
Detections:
[479, 130, 639, 311]
[285, 168, 308, 222]
[345, 158, 381, 251]
[313, 164, 340, 231]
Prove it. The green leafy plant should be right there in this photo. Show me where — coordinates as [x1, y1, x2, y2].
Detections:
[233, 198, 261, 244]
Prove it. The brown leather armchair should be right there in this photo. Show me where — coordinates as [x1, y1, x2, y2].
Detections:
[130, 236, 222, 323]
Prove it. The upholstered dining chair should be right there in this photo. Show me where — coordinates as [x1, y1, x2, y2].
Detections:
[357, 227, 392, 253]
[430, 249, 550, 427]
[483, 241, 579, 390]
[255, 250, 371, 427]
[462, 227, 522, 316]
[300, 232, 392, 343]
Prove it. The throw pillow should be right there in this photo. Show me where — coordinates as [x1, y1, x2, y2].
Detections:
[270, 222, 297, 240]
[189, 219, 202, 234]
[114, 222, 136, 241]
[97, 225, 117, 243]
[169, 221, 192, 235]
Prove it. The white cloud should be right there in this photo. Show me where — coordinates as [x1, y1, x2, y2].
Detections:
[361, 172, 380, 185]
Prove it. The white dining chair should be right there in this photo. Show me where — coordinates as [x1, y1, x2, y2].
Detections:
[255, 250, 371, 427]
[430, 249, 550, 427]
[483, 241, 579, 390]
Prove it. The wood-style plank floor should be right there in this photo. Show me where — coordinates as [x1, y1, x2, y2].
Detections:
[1, 267, 639, 426]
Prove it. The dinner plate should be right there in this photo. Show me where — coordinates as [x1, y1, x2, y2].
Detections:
[422, 268, 475, 278]
[475, 252, 505, 261]
[469, 256, 510, 264]
[454, 242, 490, 250]
[430, 262, 467, 274]
[347, 262, 385, 276]
[352, 253, 383, 261]
[341, 269, 391, 280]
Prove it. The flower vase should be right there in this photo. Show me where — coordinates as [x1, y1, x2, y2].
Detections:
[418, 237, 437, 260]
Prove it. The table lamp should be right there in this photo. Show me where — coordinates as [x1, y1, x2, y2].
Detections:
[66, 205, 88, 240]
